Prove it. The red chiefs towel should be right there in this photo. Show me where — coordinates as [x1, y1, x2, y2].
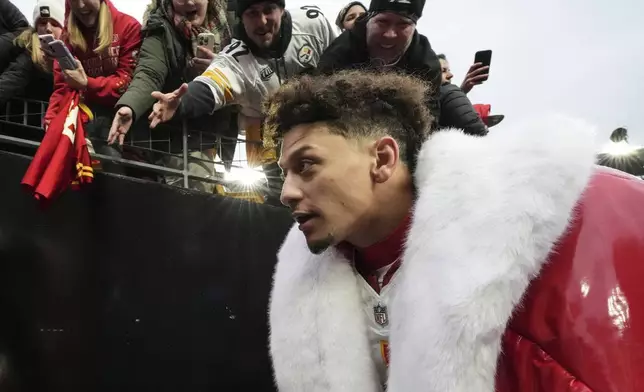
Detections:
[22, 90, 94, 201]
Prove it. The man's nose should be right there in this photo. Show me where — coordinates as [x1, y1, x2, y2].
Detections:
[279, 177, 303, 207]
[259, 13, 268, 26]
[45, 22, 53, 34]
[447, 71, 454, 80]
[383, 28, 397, 39]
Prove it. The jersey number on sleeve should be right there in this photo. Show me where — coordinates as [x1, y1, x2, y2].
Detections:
[225, 41, 250, 62]
[300, 5, 322, 19]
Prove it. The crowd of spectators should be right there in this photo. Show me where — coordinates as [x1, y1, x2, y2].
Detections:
[0, 0, 498, 203]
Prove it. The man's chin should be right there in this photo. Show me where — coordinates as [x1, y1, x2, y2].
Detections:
[252, 35, 273, 48]
[306, 233, 334, 255]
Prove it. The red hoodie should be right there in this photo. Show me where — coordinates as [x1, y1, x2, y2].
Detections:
[44, 0, 141, 124]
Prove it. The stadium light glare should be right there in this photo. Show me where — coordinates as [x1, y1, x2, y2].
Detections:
[224, 167, 266, 186]
[601, 141, 640, 157]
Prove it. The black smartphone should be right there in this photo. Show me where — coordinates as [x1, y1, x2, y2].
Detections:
[474, 50, 492, 81]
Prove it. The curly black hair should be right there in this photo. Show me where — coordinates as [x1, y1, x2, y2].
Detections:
[263, 70, 434, 168]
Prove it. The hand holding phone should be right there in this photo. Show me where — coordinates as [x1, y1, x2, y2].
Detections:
[38, 34, 56, 57]
[197, 32, 216, 53]
[461, 50, 492, 94]
[194, 33, 217, 73]
[48, 40, 78, 71]
[38, 34, 55, 46]
[473, 50, 492, 80]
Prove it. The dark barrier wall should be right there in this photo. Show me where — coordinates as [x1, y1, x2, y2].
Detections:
[0, 151, 292, 392]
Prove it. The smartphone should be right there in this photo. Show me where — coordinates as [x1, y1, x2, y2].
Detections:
[48, 40, 77, 71]
[197, 32, 216, 53]
[38, 34, 55, 46]
[474, 50, 492, 81]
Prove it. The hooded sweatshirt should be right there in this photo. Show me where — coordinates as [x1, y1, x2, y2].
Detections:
[44, 0, 141, 125]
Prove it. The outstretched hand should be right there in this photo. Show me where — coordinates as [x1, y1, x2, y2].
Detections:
[107, 106, 134, 146]
[148, 83, 189, 129]
[460, 63, 490, 94]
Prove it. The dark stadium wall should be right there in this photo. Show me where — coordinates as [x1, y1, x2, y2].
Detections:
[0, 151, 291, 392]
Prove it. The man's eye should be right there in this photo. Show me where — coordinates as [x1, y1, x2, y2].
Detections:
[298, 160, 314, 173]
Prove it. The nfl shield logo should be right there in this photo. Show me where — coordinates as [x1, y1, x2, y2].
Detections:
[373, 303, 389, 327]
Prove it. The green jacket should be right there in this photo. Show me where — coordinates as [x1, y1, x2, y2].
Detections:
[116, 0, 192, 122]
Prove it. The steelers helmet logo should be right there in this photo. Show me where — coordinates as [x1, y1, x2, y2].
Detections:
[298, 44, 313, 64]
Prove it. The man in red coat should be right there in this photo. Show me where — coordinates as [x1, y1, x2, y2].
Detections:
[263, 70, 644, 391]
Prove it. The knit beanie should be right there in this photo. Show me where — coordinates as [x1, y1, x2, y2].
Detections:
[237, 0, 286, 17]
[368, 0, 425, 22]
[33, 0, 66, 27]
[335, 1, 367, 29]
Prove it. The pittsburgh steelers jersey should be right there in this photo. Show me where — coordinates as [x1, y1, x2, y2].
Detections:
[190, 6, 339, 120]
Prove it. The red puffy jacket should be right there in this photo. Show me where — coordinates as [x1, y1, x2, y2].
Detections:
[497, 168, 644, 392]
[44, 0, 141, 125]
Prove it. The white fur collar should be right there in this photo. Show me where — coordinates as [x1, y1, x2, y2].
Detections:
[269, 116, 598, 392]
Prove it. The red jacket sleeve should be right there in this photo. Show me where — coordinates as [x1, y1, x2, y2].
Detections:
[44, 61, 69, 127]
[497, 170, 644, 392]
[84, 19, 142, 107]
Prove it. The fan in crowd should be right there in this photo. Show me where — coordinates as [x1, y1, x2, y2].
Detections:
[43, 0, 141, 172]
[317, 0, 487, 136]
[436, 53, 487, 135]
[108, 0, 233, 193]
[335, 1, 366, 31]
[145, 0, 338, 201]
[3, 0, 504, 198]
[0, 0, 64, 105]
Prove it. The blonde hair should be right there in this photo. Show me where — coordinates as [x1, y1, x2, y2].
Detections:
[66, 1, 113, 54]
[14, 28, 51, 72]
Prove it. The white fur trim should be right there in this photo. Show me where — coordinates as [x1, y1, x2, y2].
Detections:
[269, 227, 380, 392]
[270, 115, 598, 391]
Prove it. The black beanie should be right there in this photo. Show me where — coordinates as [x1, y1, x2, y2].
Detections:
[237, 0, 286, 17]
[368, 0, 425, 22]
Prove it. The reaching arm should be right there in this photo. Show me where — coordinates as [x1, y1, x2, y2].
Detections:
[179, 40, 251, 118]
[116, 32, 169, 122]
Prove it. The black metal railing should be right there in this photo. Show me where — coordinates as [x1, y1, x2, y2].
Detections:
[0, 97, 274, 204]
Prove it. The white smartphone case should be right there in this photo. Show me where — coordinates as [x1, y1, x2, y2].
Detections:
[48, 40, 77, 71]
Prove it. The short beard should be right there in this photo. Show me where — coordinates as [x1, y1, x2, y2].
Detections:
[307, 233, 335, 255]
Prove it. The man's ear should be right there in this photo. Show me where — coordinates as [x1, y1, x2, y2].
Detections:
[370, 136, 399, 183]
